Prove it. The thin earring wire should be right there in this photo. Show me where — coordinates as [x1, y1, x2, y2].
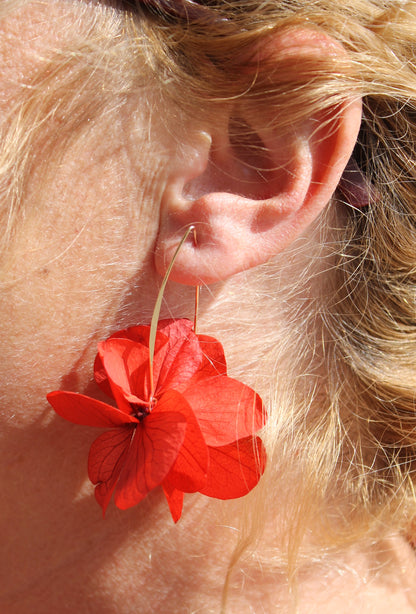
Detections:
[192, 226, 200, 334]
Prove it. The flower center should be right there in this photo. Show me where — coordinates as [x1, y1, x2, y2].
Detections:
[130, 403, 151, 421]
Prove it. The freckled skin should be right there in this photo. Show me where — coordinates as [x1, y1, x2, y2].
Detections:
[0, 5, 253, 613]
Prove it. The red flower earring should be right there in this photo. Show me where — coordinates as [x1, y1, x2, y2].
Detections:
[47, 227, 267, 522]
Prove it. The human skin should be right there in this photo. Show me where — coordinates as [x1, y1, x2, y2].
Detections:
[1, 2, 416, 613]
[0, 3, 256, 612]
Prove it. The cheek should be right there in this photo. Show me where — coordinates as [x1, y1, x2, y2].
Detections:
[0, 0, 177, 428]
[0, 252, 138, 430]
[0, 127, 161, 427]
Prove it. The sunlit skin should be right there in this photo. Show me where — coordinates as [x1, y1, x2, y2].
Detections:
[1, 2, 416, 613]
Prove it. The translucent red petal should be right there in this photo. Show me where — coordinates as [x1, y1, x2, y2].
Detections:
[88, 427, 133, 514]
[114, 402, 188, 510]
[47, 390, 137, 427]
[154, 320, 204, 391]
[200, 436, 266, 500]
[94, 327, 168, 398]
[98, 339, 150, 410]
[162, 482, 184, 523]
[182, 378, 265, 446]
[162, 395, 209, 493]
[196, 333, 227, 376]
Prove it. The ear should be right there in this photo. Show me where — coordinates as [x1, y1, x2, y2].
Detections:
[154, 31, 362, 286]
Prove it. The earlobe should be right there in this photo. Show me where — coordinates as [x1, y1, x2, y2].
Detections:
[154, 34, 362, 286]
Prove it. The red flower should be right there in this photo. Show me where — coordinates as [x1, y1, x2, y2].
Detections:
[47, 319, 266, 522]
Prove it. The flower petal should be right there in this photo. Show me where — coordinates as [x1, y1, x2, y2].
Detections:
[114, 399, 188, 509]
[153, 321, 227, 388]
[162, 393, 209, 493]
[162, 482, 184, 523]
[47, 391, 137, 427]
[172, 333, 228, 394]
[182, 378, 266, 446]
[154, 319, 204, 391]
[88, 427, 133, 514]
[93, 321, 228, 403]
[200, 436, 266, 500]
[196, 334, 227, 376]
[94, 327, 168, 399]
[97, 339, 150, 411]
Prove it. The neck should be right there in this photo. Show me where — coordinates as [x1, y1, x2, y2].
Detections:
[1, 485, 241, 614]
[3, 480, 416, 614]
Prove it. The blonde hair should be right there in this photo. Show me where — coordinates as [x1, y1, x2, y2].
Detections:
[131, 0, 416, 587]
[137, 0, 416, 536]
[3, 0, 416, 602]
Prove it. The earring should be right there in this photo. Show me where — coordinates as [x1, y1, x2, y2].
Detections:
[47, 227, 267, 522]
